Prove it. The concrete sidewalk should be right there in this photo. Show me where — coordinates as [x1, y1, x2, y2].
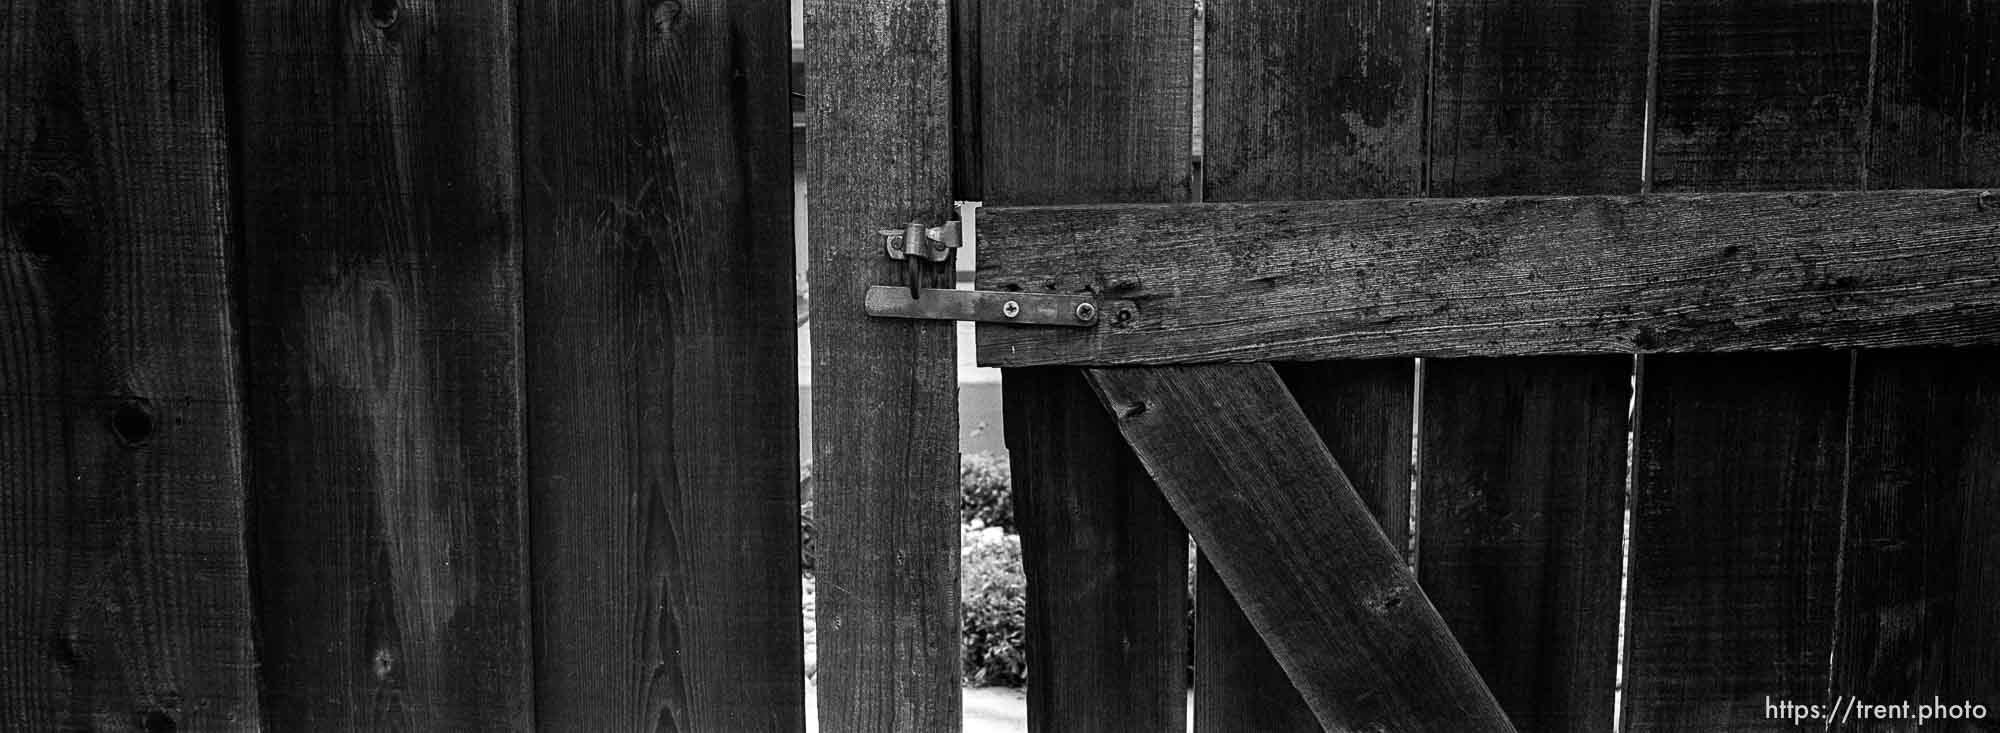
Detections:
[804, 685, 1026, 733]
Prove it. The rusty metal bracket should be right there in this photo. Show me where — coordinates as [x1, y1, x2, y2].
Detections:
[864, 286, 1100, 327]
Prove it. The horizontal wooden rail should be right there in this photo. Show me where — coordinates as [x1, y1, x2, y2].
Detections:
[975, 190, 2000, 365]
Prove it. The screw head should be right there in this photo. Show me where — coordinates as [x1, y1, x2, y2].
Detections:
[1001, 300, 1021, 318]
[1074, 302, 1098, 322]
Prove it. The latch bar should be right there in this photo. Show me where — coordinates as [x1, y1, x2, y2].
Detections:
[864, 286, 1099, 327]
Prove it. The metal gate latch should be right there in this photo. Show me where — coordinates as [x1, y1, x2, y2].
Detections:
[865, 286, 1099, 327]
[866, 200, 1100, 328]
[881, 200, 981, 297]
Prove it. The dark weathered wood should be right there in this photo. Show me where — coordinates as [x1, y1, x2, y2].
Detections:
[1418, 357, 1628, 732]
[1086, 364, 1514, 733]
[1622, 354, 1848, 730]
[1429, 0, 1650, 197]
[520, 1, 801, 730]
[1, 3, 260, 729]
[1005, 369, 1188, 733]
[974, 189, 2000, 366]
[980, 0, 1195, 729]
[234, 4, 531, 729]
[979, 0, 1193, 205]
[1203, 0, 1427, 201]
[807, 0, 960, 730]
[1869, 0, 2000, 189]
[1830, 3, 2000, 720]
[1188, 361, 1417, 733]
[1275, 361, 1416, 563]
[1198, 2, 1428, 723]
[1833, 349, 2000, 721]
[1622, 4, 1868, 729]
[1648, 0, 1872, 193]
[1421, 4, 1645, 728]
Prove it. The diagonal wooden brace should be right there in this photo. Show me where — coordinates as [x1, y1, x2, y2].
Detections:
[1085, 364, 1518, 732]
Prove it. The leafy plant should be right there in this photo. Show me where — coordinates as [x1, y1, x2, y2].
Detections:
[959, 452, 1014, 532]
[960, 524, 1027, 687]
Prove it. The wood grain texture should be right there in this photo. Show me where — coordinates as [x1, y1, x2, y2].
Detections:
[980, 0, 1196, 729]
[1418, 357, 1628, 732]
[1421, 3, 1643, 728]
[1275, 361, 1416, 562]
[1623, 4, 1868, 729]
[1188, 361, 1416, 733]
[1869, 0, 2000, 189]
[520, 1, 802, 730]
[1, 2, 261, 729]
[234, 3, 531, 729]
[1004, 369, 1188, 733]
[1202, 0, 1428, 201]
[1649, 0, 1872, 192]
[974, 190, 2000, 366]
[806, 0, 961, 730]
[1833, 349, 2000, 728]
[979, 0, 1194, 204]
[1199, 1, 1426, 723]
[1622, 354, 1848, 730]
[1830, 3, 2000, 724]
[1428, 0, 1650, 197]
[1085, 364, 1514, 733]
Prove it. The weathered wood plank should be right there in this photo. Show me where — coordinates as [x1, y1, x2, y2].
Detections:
[1648, 0, 1872, 193]
[519, 1, 801, 730]
[1830, 2, 2000, 720]
[1, 2, 260, 729]
[1429, 0, 1650, 197]
[974, 189, 2000, 366]
[1197, 0, 1428, 724]
[1085, 364, 1513, 733]
[1834, 349, 2000, 722]
[1869, 0, 2000, 189]
[1622, 4, 1868, 729]
[1004, 369, 1188, 733]
[1202, 0, 1427, 202]
[1418, 357, 1628, 732]
[1189, 361, 1418, 733]
[1274, 361, 1416, 563]
[1421, 2, 1644, 729]
[981, 0, 1193, 205]
[1622, 354, 1848, 730]
[234, 3, 531, 729]
[807, 0, 961, 730]
[980, 0, 1195, 729]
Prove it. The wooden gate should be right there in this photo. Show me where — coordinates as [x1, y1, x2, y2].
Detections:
[812, 0, 1999, 731]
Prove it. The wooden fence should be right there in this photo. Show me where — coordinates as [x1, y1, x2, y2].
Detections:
[11, 0, 2000, 731]
[4, 2, 800, 730]
[814, 0, 1999, 731]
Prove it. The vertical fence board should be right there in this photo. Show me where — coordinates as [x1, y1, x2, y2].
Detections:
[1623, 2, 1870, 729]
[1832, 1, 2000, 719]
[1418, 357, 1629, 733]
[1203, 0, 1426, 202]
[1837, 349, 2000, 721]
[1005, 372, 1188, 733]
[807, 0, 960, 729]
[520, 1, 801, 730]
[1200, 1, 1426, 728]
[1625, 355, 1848, 730]
[1, 3, 260, 729]
[981, 0, 1195, 729]
[235, 4, 531, 729]
[1420, 2, 1646, 730]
